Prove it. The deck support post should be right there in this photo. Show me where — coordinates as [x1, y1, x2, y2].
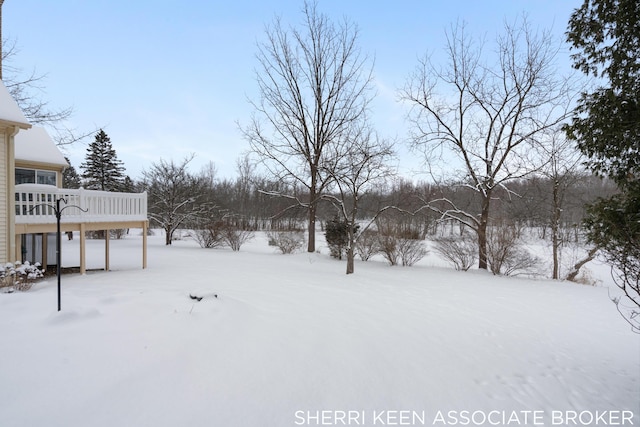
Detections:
[105, 230, 110, 271]
[142, 221, 148, 269]
[79, 223, 86, 274]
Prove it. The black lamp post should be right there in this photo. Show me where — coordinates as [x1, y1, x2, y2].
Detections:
[55, 198, 64, 311]
[31, 197, 86, 311]
[53, 198, 87, 311]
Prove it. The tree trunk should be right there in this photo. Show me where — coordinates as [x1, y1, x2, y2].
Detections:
[477, 195, 491, 270]
[551, 181, 561, 279]
[346, 246, 354, 274]
[307, 203, 316, 253]
[565, 247, 598, 282]
[165, 227, 172, 245]
[307, 172, 318, 252]
[346, 227, 355, 274]
[551, 225, 559, 279]
[477, 224, 488, 270]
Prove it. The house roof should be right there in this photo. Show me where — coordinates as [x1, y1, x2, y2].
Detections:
[0, 81, 31, 129]
[15, 126, 69, 169]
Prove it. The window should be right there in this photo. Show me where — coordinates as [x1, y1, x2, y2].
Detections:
[15, 168, 57, 186]
[15, 168, 35, 184]
[37, 171, 56, 186]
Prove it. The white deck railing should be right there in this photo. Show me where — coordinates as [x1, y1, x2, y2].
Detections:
[15, 184, 147, 224]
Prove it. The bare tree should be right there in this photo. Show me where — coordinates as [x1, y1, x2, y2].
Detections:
[199, 161, 218, 189]
[142, 156, 214, 245]
[235, 153, 257, 217]
[243, 0, 374, 253]
[401, 18, 572, 270]
[539, 132, 589, 279]
[322, 127, 395, 274]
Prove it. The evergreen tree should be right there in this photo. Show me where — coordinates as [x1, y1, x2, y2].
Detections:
[325, 217, 348, 260]
[566, 0, 640, 331]
[566, 0, 640, 185]
[62, 157, 81, 189]
[80, 129, 126, 191]
[122, 175, 135, 193]
[325, 217, 358, 260]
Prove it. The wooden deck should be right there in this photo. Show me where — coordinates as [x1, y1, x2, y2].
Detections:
[14, 184, 148, 273]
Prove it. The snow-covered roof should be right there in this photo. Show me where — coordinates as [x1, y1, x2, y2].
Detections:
[0, 81, 31, 129]
[15, 126, 69, 169]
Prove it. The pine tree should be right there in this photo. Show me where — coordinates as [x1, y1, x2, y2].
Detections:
[122, 175, 135, 193]
[566, 0, 640, 186]
[325, 217, 359, 260]
[325, 217, 348, 260]
[80, 129, 126, 191]
[566, 0, 640, 331]
[62, 157, 81, 189]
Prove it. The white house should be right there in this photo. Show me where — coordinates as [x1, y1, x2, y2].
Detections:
[0, 81, 31, 264]
[15, 126, 69, 186]
[1, 81, 148, 273]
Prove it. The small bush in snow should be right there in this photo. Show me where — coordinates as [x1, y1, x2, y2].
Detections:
[110, 228, 128, 239]
[267, 230, 305, 254]
[397, 238, 428, 266]
[497, 247, 540, 276]
[355, 229, 380, 261]
[85, 230, 106, 239]
[487, 225, 540, 276]
[84, 229, 127, 240]
[325, 217, 358, 260]
[191, 221, 226, 249]
[376, 217, 426, 240]
[375, 216, 427, 266]
[1, 261, 44, 292]
[378, 234, 399, 266]
[221, 224, 254, 251]
[433, 234, 476, 271]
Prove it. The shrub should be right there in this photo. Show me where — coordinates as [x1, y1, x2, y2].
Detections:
[325, 217, 358, 260]
[378, 233, 399, 266]
[397, 238, 428, 266]
[191, 221, 226, 249]
[374, 216, 428, 266]
[86, 230, 105, 239]
[487, 225, 540, 276]
[221, 224, 254, 251]
[433, 234, 476, 271]
[355, 229, 380, 261]
[376, 217, 426, 239]
[191, 217, 254, 251]
[266, 230, 305, 254]
[1, 261, 44, 292]
[110, 229, 128, 239]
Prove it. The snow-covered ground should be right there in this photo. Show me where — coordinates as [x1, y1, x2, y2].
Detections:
[1, 231, 638, 427]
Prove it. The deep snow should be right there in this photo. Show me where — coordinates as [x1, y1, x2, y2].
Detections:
[1, 231, 638, 427]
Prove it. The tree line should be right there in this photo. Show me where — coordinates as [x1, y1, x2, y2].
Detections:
[65, 135, 616, 276]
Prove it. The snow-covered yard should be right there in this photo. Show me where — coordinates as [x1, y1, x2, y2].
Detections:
[1, 231, 638, 427]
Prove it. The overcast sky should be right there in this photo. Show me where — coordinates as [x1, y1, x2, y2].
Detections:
[4, 0, 578, 180]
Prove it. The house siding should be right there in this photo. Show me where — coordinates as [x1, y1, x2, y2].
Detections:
[0, 81, 34, 264]
[0, 130, 8, 263]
